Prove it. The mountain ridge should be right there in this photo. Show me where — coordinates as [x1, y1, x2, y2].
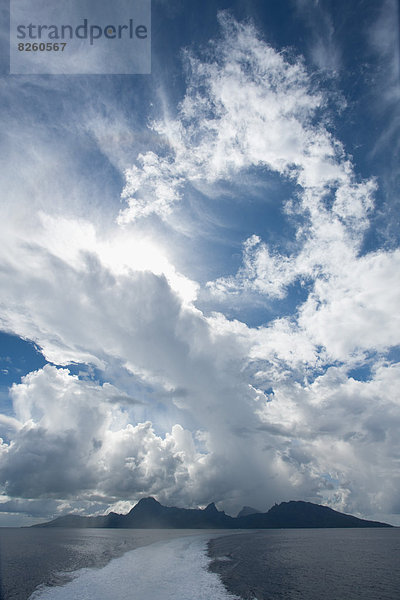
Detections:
[32, 498, 392, 529]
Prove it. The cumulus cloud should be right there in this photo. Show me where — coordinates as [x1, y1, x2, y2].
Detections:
[256, 361, 400, 517]
[0, 366, 200, 503]
[0, 362, 310, 516]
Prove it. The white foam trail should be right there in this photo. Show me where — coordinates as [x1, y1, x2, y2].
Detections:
[29, 534, 240, 600]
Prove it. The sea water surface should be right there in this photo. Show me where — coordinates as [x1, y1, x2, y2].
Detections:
[209, 528, 400, 600]
[0, 528, 237, 600]
[0, 527, 399, 600]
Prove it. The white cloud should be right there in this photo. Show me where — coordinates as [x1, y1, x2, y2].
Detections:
[0, 362, 310, 515]
[297, 248, 400, 361]
[237, 243, 400, 369]
[118, 13, 323, 222]
[0, 366, 201, 502]
[118, 12, 370, 231]
[256, 361, 400, 517]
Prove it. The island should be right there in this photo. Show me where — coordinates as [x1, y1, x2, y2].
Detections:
[32, 498, 392, 529]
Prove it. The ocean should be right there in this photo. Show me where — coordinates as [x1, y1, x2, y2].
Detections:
[0, 527, 399, 600]
[208, 528, 400, 600]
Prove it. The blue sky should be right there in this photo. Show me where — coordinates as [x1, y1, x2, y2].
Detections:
[0, 0, 399, 526]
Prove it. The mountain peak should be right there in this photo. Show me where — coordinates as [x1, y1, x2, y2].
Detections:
[128, 497, 162, 515]
[204, 502, 218, 513]
[137, 497, 161, 506]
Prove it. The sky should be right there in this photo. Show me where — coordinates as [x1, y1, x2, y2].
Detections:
[0, 0, 399, 526]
